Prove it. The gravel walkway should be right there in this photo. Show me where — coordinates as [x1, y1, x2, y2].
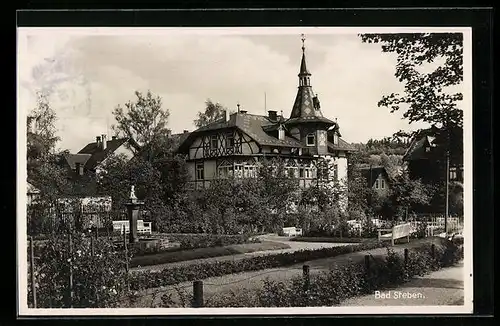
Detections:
[340, 261, 465, 306]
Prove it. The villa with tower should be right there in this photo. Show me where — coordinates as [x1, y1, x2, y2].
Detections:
[176, 36, 356, 209]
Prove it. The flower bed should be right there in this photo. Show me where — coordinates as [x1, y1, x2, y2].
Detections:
[128, 240, 384, 290]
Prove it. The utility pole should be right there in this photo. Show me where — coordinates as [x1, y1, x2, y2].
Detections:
[444, 114, 450, 235]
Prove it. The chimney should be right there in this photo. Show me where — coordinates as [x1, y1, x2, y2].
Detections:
[268, 110, 277, 122]
[240, 110, 247, 114]
[225, 109, 230, 122]
[96, 136, 101, 147]
[183, 130, 189, 134]
[112, 136, 117, 140]
[101, 134, 107, 150]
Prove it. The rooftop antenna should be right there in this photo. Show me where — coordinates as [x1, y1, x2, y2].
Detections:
[237, 102, 240, 113]
[264, 92, 267, 114]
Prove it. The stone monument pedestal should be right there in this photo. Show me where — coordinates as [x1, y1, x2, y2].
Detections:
[125, 186, 144, 244]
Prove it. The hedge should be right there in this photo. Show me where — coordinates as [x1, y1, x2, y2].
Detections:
[202, 238, 463, 307]
[128, 240, 384, 290]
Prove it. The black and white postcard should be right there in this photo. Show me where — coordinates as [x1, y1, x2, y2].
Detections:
[17, 26, 473, 316]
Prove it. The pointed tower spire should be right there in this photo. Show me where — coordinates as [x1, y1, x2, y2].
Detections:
[299, 34, 310, 76]
[287, 34, 333, 126]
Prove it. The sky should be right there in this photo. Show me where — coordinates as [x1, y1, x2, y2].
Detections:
[17, 27, 446, 153]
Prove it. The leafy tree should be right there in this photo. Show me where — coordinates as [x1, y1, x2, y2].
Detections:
[258, 158, 300, 231]
[27, 92, 60, 163]
[359, 33, 463, 129]
[193, 99, 233, 128]
[96, 154, 166, 229]
[387, 170, 435, 221]
[112, 90, 170, 162]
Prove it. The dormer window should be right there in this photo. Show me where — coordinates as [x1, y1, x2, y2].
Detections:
[306, 133, 315, 146]
[278, 126, 285, 140]
[425, 147, 431, 152]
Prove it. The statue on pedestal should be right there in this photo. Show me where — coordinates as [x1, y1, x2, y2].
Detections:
[130, 185, 137, 200]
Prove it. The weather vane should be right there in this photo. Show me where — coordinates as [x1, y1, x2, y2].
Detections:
[301, 34, 306, 51]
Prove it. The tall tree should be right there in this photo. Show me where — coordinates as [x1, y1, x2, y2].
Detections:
[193, 99, 232, 128]
[112, 90, 170, 162]
[27, 92, 60, 163]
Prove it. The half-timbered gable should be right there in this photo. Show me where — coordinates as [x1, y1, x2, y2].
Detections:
[176, 36, 356, 208]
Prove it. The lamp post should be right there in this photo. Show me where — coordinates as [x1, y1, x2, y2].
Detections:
[125, 185, 144, 244]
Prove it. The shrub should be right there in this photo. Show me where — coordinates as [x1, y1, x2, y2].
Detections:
[28, 233, 129, 308]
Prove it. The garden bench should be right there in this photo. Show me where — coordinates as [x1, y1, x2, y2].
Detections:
[112, 220, 152, 235]
[282, 227, 302, 237]
[377, 222, 412, 246]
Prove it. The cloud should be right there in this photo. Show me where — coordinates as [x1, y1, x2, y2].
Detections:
[18, 29, 440, 152]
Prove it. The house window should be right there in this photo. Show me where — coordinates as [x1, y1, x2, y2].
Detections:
[306, 133, 315, 146]
[210, 135, 218, 149]
[425, 147, 431, 152]
[381, 179, 385, 189]
[299, 168, 305, 178]
[196, 162, 204, 180]
[450, 167, 457, 181]
[234, 164, 244, 178]
[375, 180, 379, 189]
[218, 163, 233, 179]
[226, 133, 234, 148]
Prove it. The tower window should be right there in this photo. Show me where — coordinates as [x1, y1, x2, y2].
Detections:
[381, 179, 385, 189]
[375, 180, 379, 189]
[306, 133, 315, 146]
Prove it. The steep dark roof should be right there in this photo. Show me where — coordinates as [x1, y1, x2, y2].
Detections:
[64, 153, 92, 170]
[178, 111, 355, 154]
[358, 165, 389, 187]
[403, 128, 438, 161]
[77, 138, 136, 170]
[182, 112, 303, 150]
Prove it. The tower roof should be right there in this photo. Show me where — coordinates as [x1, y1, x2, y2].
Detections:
[287, 35, 334, 126]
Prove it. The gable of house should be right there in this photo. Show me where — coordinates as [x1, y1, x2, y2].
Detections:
[78, 137, 138, 170]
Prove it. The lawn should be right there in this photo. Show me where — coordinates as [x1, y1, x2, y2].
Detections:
[130, 240, 290, 268]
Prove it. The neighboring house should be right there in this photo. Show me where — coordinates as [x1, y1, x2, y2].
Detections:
[403, 127, 463, 183]
[359, 165, 391, 195]
[175, 40, 356, 209]
[63, 134, 140, 177]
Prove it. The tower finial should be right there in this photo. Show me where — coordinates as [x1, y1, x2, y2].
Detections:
[301, 34, 306, 52]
